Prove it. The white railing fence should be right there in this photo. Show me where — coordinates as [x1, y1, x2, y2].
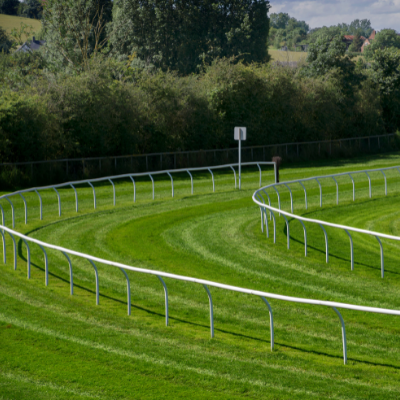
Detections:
[1, 162, 400, 365]
[253, 166, 400, 279]
[3, 222, 400, 365]
[0, 162, 276, 229]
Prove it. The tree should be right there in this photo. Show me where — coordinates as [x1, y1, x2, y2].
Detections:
[18, 0, 43, 19]
[270, 12, 290, 29]
[42, 0, 113, 71]
[0, 26, 13, 53]
[338, 19, 373, 38]
[364, 29, 400, 59]
[348, 30, 363, 53]
[109, 0, 271, 75]
[0, 0, 19, 15]
[302, 34, 362, 94]
[370, 47, 400, 131]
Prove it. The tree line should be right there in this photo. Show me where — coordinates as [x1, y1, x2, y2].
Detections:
[0, 0, 399, 168]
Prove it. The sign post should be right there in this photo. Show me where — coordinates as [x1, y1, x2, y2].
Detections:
[234, 127, 247, 189]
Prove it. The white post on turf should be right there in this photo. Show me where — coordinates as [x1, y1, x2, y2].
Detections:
[234, 127, 247, 190]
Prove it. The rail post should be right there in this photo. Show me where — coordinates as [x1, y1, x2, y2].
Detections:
[332, 307, 347, 365]
[260, 297, 274, 351]
[203, 285, 214, 338]
[344, 230, 354, 271]
[157, 276, 169, 326]
[61, 252, 74, 295]
[87, 259, 99, 305]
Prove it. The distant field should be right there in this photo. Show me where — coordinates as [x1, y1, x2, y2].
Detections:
[0, 14, 41, 40]
[269, 48, 308, 63]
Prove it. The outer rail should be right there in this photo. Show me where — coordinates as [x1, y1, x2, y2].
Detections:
[253, 165, 400, 278]
[0, 162, 276, 228]
[2, 222, 400, 364]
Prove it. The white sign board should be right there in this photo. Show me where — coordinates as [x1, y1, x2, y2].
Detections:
[234, 127, 247, 141]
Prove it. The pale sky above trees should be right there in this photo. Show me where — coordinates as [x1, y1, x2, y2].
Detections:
[270, 0, 400, 32]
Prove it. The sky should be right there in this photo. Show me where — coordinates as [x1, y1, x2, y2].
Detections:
[270, 0, 400, 32]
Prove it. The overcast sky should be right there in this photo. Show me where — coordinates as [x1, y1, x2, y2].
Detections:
[270, 0, 400, 32]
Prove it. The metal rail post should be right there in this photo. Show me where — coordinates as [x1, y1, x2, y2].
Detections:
[108, 179, 116, 206]
[149, 175, 155, 200]
[21, 238, 30, 279]
[129, 176, 136, 202]
[4, 197, 15, 228]
[119, 268, 131, 315]
[283, 183, 293, 213]
[332, 307, 347, 365]
[299, 182, 308, 210]
[38, 244, 48, 286]
[332, 177, 339, 205]
[365, 172, 372, 198]
[7, 231, 16, 270]
[19, 193, 27, 224]
[344, 230, 354, 271]
[61, 252, 74, 295]
[0, 230, 5, 264]
[186, 170, 194, 194]
[203, 285, 214, 338]
[319, 224, 329, 263]
[53, 188, 61, 216]
[88, 182, 96, 209]
[380, 170, 387, 196]
[257, 163, 262, 187]
[271, 186, 281, 215]
[375, 236, 384, 278]
[282, 214, 290, 249]
[230, 166, 237, 189]
[260, 297, 274, 351]
[87, 259, 99, 305]
[70, 184, 78, 212]
[34, 190, 43, 220]
[315, 178, 322, 207]
[157, 276, 169, 326]
[0, 204, 4, 226]
[208, 169, 215, 192]
[299, 220, 307, 256]
[348, 174, 355, 201]
[166, 172, 174, 197]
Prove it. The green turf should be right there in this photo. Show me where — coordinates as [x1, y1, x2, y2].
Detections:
[2, 154, 400, 399]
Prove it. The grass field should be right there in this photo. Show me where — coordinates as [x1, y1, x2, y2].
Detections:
[2, 154, 400, 399]
[0, 14, 41, 40]
[269, 48, 308, 63]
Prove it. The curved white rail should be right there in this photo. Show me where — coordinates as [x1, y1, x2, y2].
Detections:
[0, 162, 275, 228]
[1, 162, 400, 365]
[253, 165, 400, 278]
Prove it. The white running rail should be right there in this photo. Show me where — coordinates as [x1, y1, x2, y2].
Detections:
[0, 162, 276, 229]
[253, 166, 400, 279]
[1, 163, 400, 365]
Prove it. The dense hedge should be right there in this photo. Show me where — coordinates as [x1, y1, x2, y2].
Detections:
[0, 57, 390, 164]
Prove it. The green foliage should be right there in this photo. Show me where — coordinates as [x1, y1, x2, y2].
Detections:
[0, 56, 388, 163]
[268, 12, 309, 50]
[0, 25, 13, 53]
[42, 0, 112, 72]
[9, 22, 36, 45]
[110, 0, 271, 74]
[364, 29, 400, 60]
[337, 19, 373, 38]
[348, 30, 363, 53]
[17, 0, 43, 19]
[0, 0, 19, 15]
[370, 47, 400, 132]
[303, 35, 355, 80]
